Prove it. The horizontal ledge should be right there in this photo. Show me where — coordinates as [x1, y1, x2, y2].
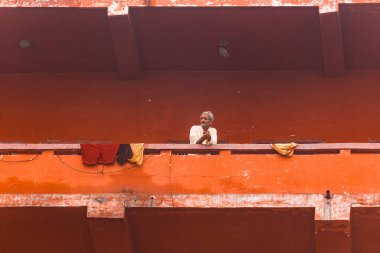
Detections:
[145, 143, 380, 151]
[0, 193, 380, 220]
[0, 1, 330, 8]
[1, 143, 380, 152]
[0, 1, 352, 13]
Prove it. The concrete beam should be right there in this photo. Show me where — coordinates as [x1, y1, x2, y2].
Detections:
[88, 194, 125, 218]
[108, 8, 142, 79]
[3, 142, 380, 152]
[1, 193, 380, 221]
[4, 193, 380, 253]
[319, 12, 345, 77]
[315, 220, 351, 253]
[88, 218, 135, 253]
[0, 0, 375, 13]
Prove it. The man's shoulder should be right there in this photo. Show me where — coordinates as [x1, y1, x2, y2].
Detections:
[190, 125, 201, 130]
[190, 125, 201, 133]
[209, 127, 217, 132]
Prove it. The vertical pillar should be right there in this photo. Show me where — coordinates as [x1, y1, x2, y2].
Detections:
[108, 8, 142, 79]
[315, 220, 351, 253]
[319, 11, 345, 77]
[88, 218, 135, 253]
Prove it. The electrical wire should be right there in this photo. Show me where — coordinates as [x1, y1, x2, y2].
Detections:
[0, 153, 250, 180]
[96, 155, 154, 174]
[55, 154, 102, 174]
[0, 154, 40, 162]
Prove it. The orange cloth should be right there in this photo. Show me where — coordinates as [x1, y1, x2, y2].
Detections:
[271, 142, 298, 157]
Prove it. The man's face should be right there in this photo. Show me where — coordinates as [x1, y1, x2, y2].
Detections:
[200, 113, 211, 128]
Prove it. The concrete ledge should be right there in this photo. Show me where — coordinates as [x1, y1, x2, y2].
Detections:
[2, 143, 380, 152]
[1, 193, 380, 220]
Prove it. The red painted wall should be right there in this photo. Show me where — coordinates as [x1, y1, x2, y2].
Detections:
[1, 70, 380, 143]
[131, 7, 323, 70]
[351, 208, 380, 253]
[0, 8, 116, 73]
[0, 207, 93, 253]
[127, 208, 315, 253]
[340, 4, 380, 69]
[0, 206, 315, 253]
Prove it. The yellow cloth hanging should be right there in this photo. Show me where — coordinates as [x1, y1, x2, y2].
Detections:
[271, 142, 298, 157]
[128, 143, 144, 165]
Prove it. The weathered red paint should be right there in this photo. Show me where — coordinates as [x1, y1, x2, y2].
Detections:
[0, 206, 317, 253]
[108, 12, 142, 79]
[0, 207, 94, 253]
[2, 149, 380, 194]
[0, 7, 326, 72]
[340, 4, 380, 69]
[2, 192, 380, 220]
[0, 8, 117, 72]
[131, 7, 323, 70]
[4, 142, 380, 152]
[88, 218, 134, 253]
[0, 3, 380, 253]
[5, 203, 380, 253]
[1, 71, 380, 143]
[0, 0, 378, 13]
[319, 12, 345, 76]
[126, 208, 315, 253]
[1, 5, 380, 74]
[351, 208, 380, 253]
[315, 220, 351, 253]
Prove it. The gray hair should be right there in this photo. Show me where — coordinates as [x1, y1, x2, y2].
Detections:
[201, 111, 214, 122]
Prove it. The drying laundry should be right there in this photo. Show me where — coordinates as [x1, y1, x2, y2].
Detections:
[80, 144, 120, 165]
[271, 142, 298, 157]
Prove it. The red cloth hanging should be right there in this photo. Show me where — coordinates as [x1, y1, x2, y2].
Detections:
[80, 144, 120, 165]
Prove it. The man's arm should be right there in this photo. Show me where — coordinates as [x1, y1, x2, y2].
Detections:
[196, 137, 205, 144]
[196, 132, 211, 144]
[208, 129, 217, 145]
[190, 126, 199, 144]
[190, 127, 211, 144]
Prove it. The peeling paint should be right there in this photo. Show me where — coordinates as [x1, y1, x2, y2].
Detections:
[1, 193, 380, 220]
[0, 0, 376, 13]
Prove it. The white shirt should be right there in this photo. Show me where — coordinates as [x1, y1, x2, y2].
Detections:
[189, 126, 217, 145]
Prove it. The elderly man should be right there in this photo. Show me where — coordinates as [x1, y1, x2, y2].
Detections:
[190, 111, 217, 145]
